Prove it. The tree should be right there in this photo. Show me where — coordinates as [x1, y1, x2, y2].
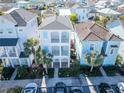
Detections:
[85, 51, 104, 72]
[0, 11, 4, 16]
[116, 55, 123, 66]
[23, 38, 39, 66]
[70, 13, 78, 23]
[42, 50, 53, 74]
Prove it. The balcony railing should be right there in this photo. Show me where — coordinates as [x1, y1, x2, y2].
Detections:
[8, 52, 17, 57]
[0, 53, 7, 57]
[51, 39, 59, 43]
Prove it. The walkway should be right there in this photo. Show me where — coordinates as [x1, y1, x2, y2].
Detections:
[10, 67, 18, 80]
[100, 67, 107, 77]
[54, 68, 58, 78]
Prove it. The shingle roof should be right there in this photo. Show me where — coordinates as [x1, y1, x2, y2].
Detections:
[0, 38, 18, 46]
[39, 16, 73, 30]
[2, 8, 37, 26]
[75, 21, 123, 41]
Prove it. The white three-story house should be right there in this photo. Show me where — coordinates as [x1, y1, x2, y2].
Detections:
[39, 16, 73, 68]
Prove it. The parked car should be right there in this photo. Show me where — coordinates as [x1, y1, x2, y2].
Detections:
[71, 87, 83, 93]
[116, 82, 124, 93]
[21, 83, 38, 93]
[98, 83, 115, 93]
[54, 82, 66, 93]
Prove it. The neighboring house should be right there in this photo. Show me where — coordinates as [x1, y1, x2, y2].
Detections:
[0, 8, 38, 67]
[71, 3, 90, 22]
[39, 16, 73, 68]
[106, 19, 124, 64]
[74, 21, 123, 66]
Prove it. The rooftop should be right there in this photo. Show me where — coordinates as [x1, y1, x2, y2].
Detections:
[0, 38, 18, 46]
[39, 16, 73, 30]
[75, 21, 123, 41]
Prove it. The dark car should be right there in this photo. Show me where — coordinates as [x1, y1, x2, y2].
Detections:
[71, 87, 83, 93]
[54, 82, 66, 93]
[98, 83, 115, 93]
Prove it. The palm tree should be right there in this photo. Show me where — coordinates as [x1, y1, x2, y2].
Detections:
[23, 38, 39, 66]
[42, 50, 53, 75]
[85, 51, 104, 72]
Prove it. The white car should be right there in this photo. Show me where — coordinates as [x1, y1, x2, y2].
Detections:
[21, 83, 38, 93]
[117, 82, 124, 93]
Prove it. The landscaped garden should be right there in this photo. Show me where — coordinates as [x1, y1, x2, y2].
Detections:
[1, 67, 15, 80]
[47, 68, 54, 78]
[15, 66, 54, 79]
[103, 66, 118, 76]
[80, 66, 103, 77]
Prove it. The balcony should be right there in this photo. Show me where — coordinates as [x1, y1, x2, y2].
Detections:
[0, 53, 7, 57]
[51, 39, 59, 43]
[61, 39, 69, 43]
[8, 52, 17, 57]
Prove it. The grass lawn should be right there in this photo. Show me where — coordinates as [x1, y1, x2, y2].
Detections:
[59, 68, 80, 77]
[103, 66, 118, 76]
[1, 67, 15, 80]
[80, 66, 102, 77]
[47, 68, 54, 78]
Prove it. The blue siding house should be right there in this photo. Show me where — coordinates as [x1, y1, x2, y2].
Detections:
[74, 21, 123, 66]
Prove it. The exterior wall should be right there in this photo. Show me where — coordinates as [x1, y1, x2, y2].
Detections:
[74, 31, 82, 59]
[80, 41, 103, 65]
[103, 41, 121, 66]
[17, 17, 38, 50]
[0, 16, 17, 38]
[40, 29, 71, 68]
[75, 8, 89, 22]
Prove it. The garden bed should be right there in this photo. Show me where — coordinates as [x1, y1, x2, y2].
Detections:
[15, 66, 43, 80]
[59, 68, 80, 77]
[80, 66, 102, 77]
[47, 68, 54, 78]
[103, 66, 118, 76]
[1, 67, 15, 80]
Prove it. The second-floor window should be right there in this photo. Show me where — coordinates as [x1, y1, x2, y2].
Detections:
[51, 32, 59, 43]
[61, 32, 69, 43]
[90, 44, 95, 51]
[61, 46, 69, 56]
[52, 46, 60, 56]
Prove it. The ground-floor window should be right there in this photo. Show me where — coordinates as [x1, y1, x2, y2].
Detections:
[20, 59, 28, 66]
[53, 59, 60, 68]
[11, 59, 20, 67]
[61, 59, 68, 68]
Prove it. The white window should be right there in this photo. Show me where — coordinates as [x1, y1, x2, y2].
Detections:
[90, 44, 95, 51]
[52, 46, 60, 56]
[61, 32, 69, 43]
[61, 46, 69, 56]
[0, 29, 3, 34]
[110, 48, 114, 54]
[7, 28, 13, 34]
[51, 32, 59, 43]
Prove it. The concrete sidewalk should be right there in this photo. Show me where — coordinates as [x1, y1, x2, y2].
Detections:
[46, 76, 124, 87]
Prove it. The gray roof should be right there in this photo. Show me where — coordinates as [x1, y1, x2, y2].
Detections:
[0, 38, 18, 46]
[2, 9, 37, 26]
[39, 16, 73, 30]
